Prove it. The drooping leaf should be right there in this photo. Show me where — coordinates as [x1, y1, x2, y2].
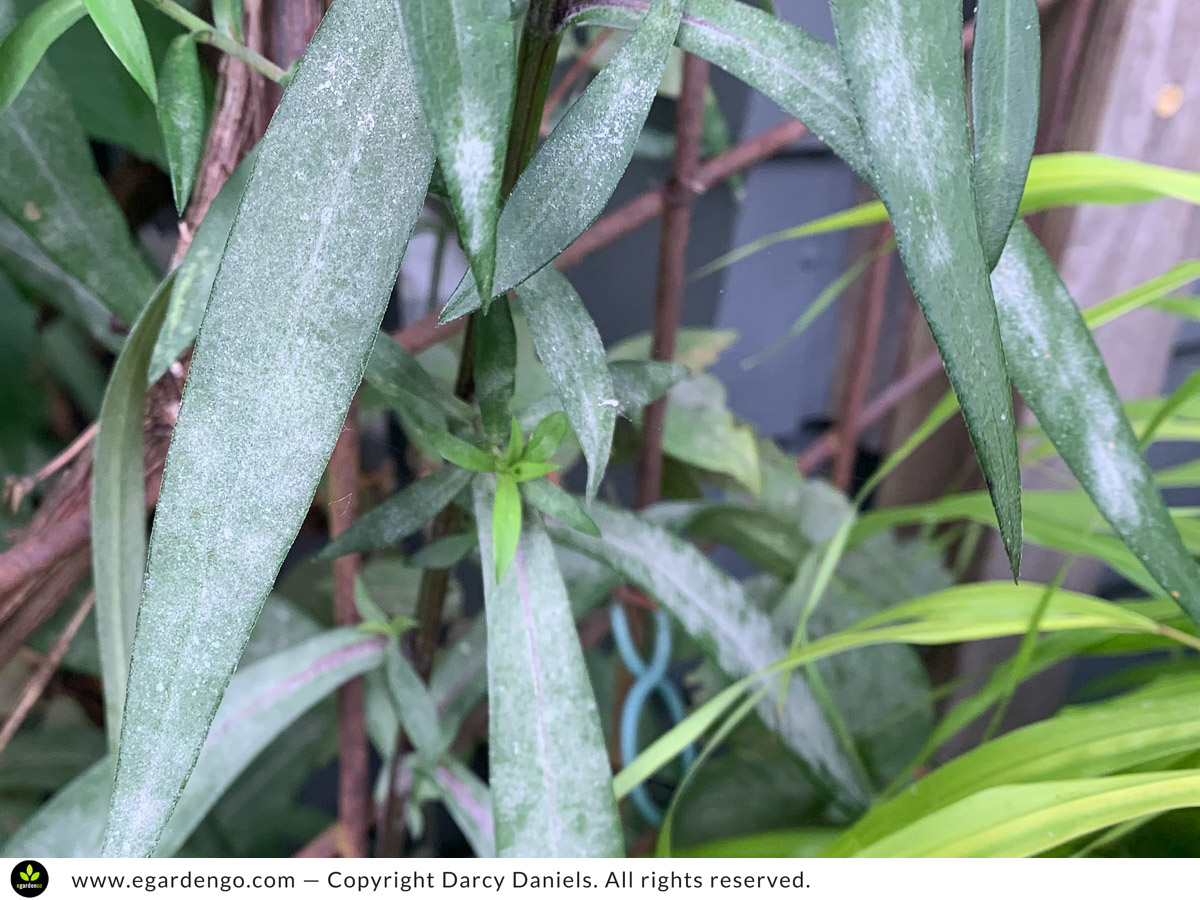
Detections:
[0, 2, 157, 344]
[91, 273, 175, 759]
[320, 465, 473, 560]
[520, 478, 600, 537]
[828, 0, 1021, 574]
[102, 0, 435, 857]
[438, 0, 684, 322]
[992, 224, 1200, 625]
[364, 331, 473, 423]
[156, 33, 205, 212]
[399, 0, 513, 303]
[0, 0, 84, 115]
[472, 296, 518, 444]
[549, 502, 869, 812]
[851, 771, 1200, 858]
[5, 628, 384, 858]
[472, 477, 622, 857]
[515, 267, 616, 500]
[81, 0, 154, 102]
[970, 0, 1040, 268]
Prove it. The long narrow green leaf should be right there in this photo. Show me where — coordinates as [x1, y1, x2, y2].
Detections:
[156, 34, 205, 213]
[574, 2, 1200, 616]
[852, 771, 1200, 857]
[515, 267, 615, 500]
[993, 224, 1200, 624]
[0, 0, 84, 115]
[550, 502, 869, 811]
[614, 582, 1175, 801]
[91, 273, 175, 759]
[830, 686, 1200, 855]
[472, 476, 622, 857]
[81, 0, 155, 102]
[694, 154, 1200, 278]
[149, 149, 257, 380]
[433, 758, 495, 858]
[321, 466, 473, 560]
[364, 331, 473, 423]
[102, 0, 434, 857]
[0, 1, 157, 344]
[970, 0, 1039, 268]
[472, 297, 518, 444]
[400, 0, 513, 303]
[5, 628, 384, 858]
[828, 0, 1021, 574]
[438, 0, 684, 322]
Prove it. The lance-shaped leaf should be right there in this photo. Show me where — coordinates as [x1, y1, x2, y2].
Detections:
[102, 0, 434, 857]
[515, 267, 615, 500]
[567, 0, 868, 171]
[993, 224, 1200, 625]
[548, 502, 869, 812]
[400, 0, 513, 303]
[321, 465, 473, 559]
[5, 628, 384, 858]
[520, 479, 600, 537]
[156, 34, 205, 213]
[82, 0, 155, 102]
[472, 297, 518, 444]
[364, 331, 473, 423]
[0, 0, 84, 115]
[472, 476, 622, 857]
[438, 0, 684, 322]
[91, 273, 175, 759]
[971, 0, 1040, 269]
[828, 0, 1021, 574]
[852, 771, 1200, 858]
[149, 148, 257, 380]
[830, 682, 1200, 855]
[0, 2, 157, 345]
[433, 759, 495, 858]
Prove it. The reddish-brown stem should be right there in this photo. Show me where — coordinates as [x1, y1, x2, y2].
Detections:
[798, 351, 945, 476]
[636, 54, 711, 508]
[831, 225, 893, 491]
[327, 398, 369, 858]
[0, 591, 95, 756]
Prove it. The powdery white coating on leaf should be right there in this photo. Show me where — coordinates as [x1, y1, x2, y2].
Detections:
[515, 267, 615, 500]
[92, 276, 175, 760]
[473, 478, 623, 858]
[4, 629, 383, 858]
[323, 465, 473, 558]
[570, 0, 869, 172]
[102, 0, 434, 857]
[0, 5, 157, 339]
[829, 0, 1021, 572]
[399, 0, 513, 301]
[993, 225, 1200, 622]
[438, 0, 683, 323]
[971, 0, 1040, 269]
[549, 502, 869, 810]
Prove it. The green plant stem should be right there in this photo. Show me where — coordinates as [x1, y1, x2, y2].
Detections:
[383, 2, 563, 857]
[139, 0, 288, 82]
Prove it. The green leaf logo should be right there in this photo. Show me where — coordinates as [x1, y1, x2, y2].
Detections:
[11, 860, 47, 895]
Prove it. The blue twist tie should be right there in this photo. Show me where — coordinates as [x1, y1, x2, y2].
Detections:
[610, 603, 698, 826]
